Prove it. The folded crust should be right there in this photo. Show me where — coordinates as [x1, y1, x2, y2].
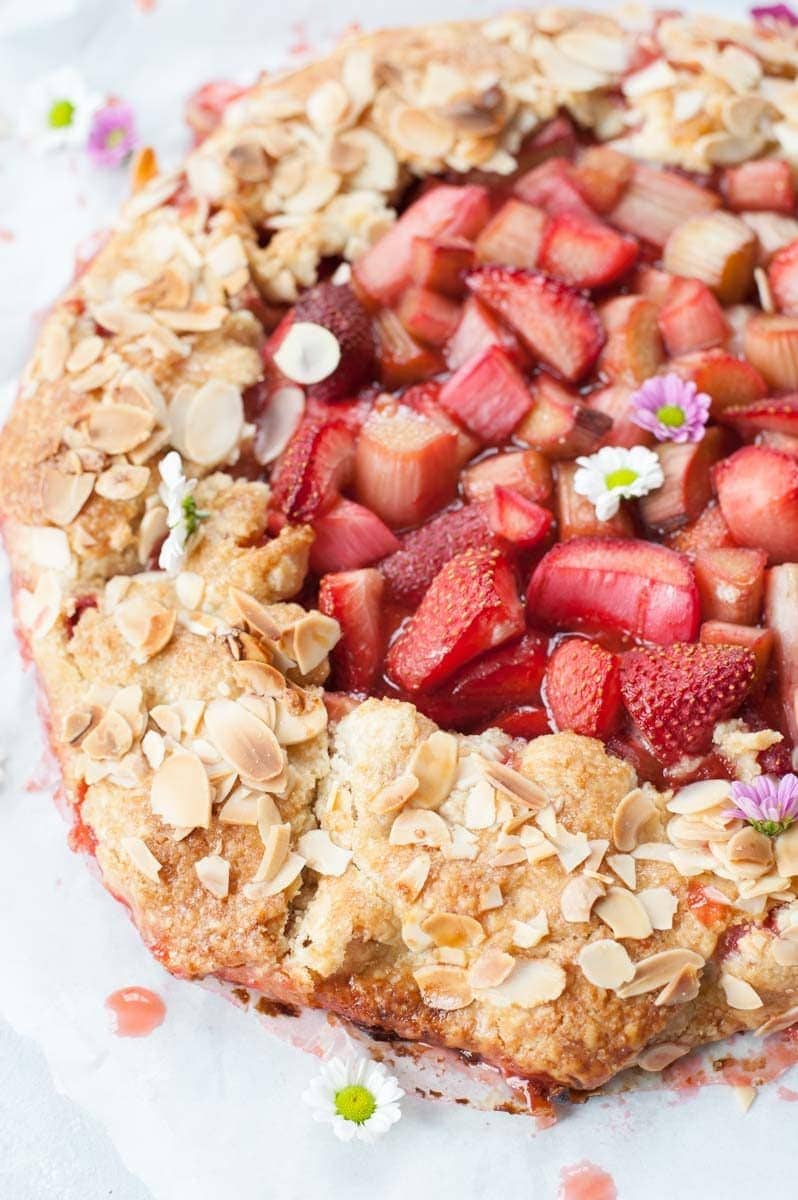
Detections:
[2, 9, 798, 1096]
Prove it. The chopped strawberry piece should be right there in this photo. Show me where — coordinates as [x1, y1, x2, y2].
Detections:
[318, 569, 385, 693]
[467, 266, 604, 382]
[538, 212, 638, 289]
[438, 345, 534, 442]
[269, 417, 355, 522]
[619, 642, 756, 763]
[743, 314, 798, 391]
[769, 240, 798, 316]
[555, 461, 634, 541]
[379, 504, 494, 608]
[402, 380, 480, 467]
[700, 621, 774, 689]
[721, 160, 796, 215]
[663, 211, 757, 304]
[639, 428, 729, 534]
[545, 637, 622, 738]
[386, 546, 525, 693]
[446, 296, 526, 371]
[354, 404, 459, 528]
[670, 349, 767, 416]
[462, 449, 553, 506]
[666, 502, 735, 557]
[488, 486, 553, 548]
[598, 295, 664, 385]
[488, 705, 552, 739]
[572, 146, 634, 214]
[475, 199, 547, 269]
[587, 384, 652, 449]
[517, 373, 611, 458]
[396, 286, 462, 347]
[353, 184, 490, 306]
[444, 631, 548, 716]
[410, 236, 474, 297]
[609, 163, 720, 248]
[719, 394, 798, 437]
[693, 547, 767, 625]
[527, 537, 700, 645]
[283, 282, 376, 404]
[309, 498, 400, 575]
[513, 157, 594, 217]
[715, 445, 798, 564]
[657, 279, 730, 357]
[185, 80, 248, 142]
[373, 309, 443, 389]
[765, 564, 798, 742]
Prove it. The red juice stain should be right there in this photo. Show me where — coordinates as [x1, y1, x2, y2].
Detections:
[559, 1162, 617, 1200]
[778, 1086, 798, 1101]
[106, 987, 166, 1037]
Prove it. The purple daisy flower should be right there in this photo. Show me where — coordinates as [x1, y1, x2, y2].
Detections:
[724, 774, 798, 837]
[751, 4, 798, 26]
[629, 374, 711, 444]
[87, 102, 138, 168]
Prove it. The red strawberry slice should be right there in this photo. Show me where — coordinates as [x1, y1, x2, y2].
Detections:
[488, 705, 552, 739]
[693, 546, 767, 625]
[373, 309, 443, 389]
[769, 240, 798, 316]
[619, 642, 756, 763]
[475, 199, 548, 270]
[354, 404, 459, 529]
[438, 345, 534, 442]
[318, 568, 385, 693]
[269, 417, 355, 522]
[281, 282, 376, 404]
[309, 498, 400, 575]
[446, 296, 526, 372]
[513, 158, 595, 217]
[721, 160, 796, 215]
[609, 163, 720, 248]
[517, 373, 611, 459]
[657, 279, 730, 358]
[538, 213, 638, 289]
[488, 486, 553, 548]
[715, 444, 798, 564]
[446, 631, 548, 712]
[462, 449, 553, 506]
[545, 637, 622, 738]
[765, 564, 798, 742]
[396, 286, 462, 346]
[467, 266, 604, 382]
[379, 504, 494, 608]
[670, 349, 767, 415]
[719, 394, 798, 437]
[386, 546, 525, 693]
[700, 621, 774, 689]
[410, 235, 474, 297]
[527, 537, 700, 645]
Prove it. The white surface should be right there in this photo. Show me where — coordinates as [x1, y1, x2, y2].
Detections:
[2, 2, 798, 1198]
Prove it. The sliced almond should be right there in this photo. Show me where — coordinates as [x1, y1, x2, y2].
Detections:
[138, 505, 168, 566]
[219, 787, 259, 826]
[728, 826, 774, 868]
[246, 850, 305, 899]
[290, 611, 340, 675]
[150, 750, 212, 829]
[607, 853, 636, 889]
[578, 939, 635, 990]
[95, 463, 150, 501]
[409, 731, 458, 809]
[612, 787, 658, 852]
[476, 958, 566, 1009]
[273, 322, 341, 385]
[194, 853, 230, 899]
[182, 380, 244, 467]
[594, 888, 653, 940]
[655, 964, 700, 1007]
[371, 774, 419, 814]
[253, 822, 291, 883]
[253, 385, 305, 466]
[420, 912, 484, 949]
[395, 853, 431, 902]
[114, 594, 176, 661]
[464, 779, 496, 829]
[478, 883, 504, 912]
[17, 570, 62, 640]
[82, 710, 133, 761]
[413, 964, 474, 1011]
[755, 1004, 798, 1037]
[720, 973, 763, 1010]
[560, 875, 606, 923]
[204, 699, 284, 783]
[41, 467, 95, 526]
[637, 1042, 691, 1072]
[121, 835, 162, 883]
[667, 779, 732, 815]
[174, 571, 205, 610]
[87, 404, 155, 454]
[391, 106, 454, 158]
[469, 948, 515, 990]
[389, 808, 450, 849]
[26, 525, 71, 570]
[273, 694, 327, 745]
[62, 708, 93, 744]
[480, 758, 548, 810]
[232, 660, 286, 696]
[297, 828, 352, 876]
[637, 887, 678, 931]
[772, 936, 798, 966]
[512, 912, 549, 950]
[141, 730, 165, 770]
[256, 793, 282, 841]
[616, 949, 705, 999]
[775, 824, 798, 879]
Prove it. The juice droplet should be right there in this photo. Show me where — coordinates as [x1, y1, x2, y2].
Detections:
[559, 1162, 617, 1200]
[106, 987, 166, 1037]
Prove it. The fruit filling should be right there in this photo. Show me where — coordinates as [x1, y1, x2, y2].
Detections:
[249, 120, 798, 785]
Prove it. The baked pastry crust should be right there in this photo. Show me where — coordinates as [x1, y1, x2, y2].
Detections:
[3, 8, 798, 1097]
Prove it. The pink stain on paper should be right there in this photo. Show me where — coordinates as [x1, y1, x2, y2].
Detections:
[106, 987, 166, 1037]
[558, 1162, 617, 1200]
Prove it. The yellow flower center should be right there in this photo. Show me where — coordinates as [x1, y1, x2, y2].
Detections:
[604, 467, 638, 490]
[656, 403, 685, 428]
[334, 1084, 377, 1124]
[48, 99, 75, 129]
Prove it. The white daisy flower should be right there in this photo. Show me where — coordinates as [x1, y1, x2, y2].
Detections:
[573, 444, 664, 521]
[157, 451, 206, 575]
[302, 1053, 403, 1143]
[17, 67, 102, 153]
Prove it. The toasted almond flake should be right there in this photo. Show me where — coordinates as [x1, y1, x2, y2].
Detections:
[219, 787, 259, 825]
[775, 824, 798, 879]
[728, 826, 774, 868]
[273, 321, 341, 385]
[66, 335, 103, 373]
[253, 822, 291, 883]
[151, 750, 212, 829]
[41, 467, 95, 526]
[39, 322, 70, 381]
[232, 660, 286, 695]
[637, 887, 678, 931]
[413, 964, 474, 1011]
[550, 825, 592, 874]
[204, 698, 284, 783]
[87, 404, 155, 454]
[141, 729, 165, 770]
[420, 912, 485, 949]
[290, 611, 340, 675]
[246, 850, 305, 899]
[477, 957, 566, 1009]
[194, 853, 230, 899]
[17, 570, 61, 639]
[402, 921, 433, 952]
[114, 594, 176, 661]
[637, 1042, 691, 1072]
[612, 787, 658, 852]
[560, 875, 606, 923]
[391, 106, 454, 158]
[409, 731, 459, 809]
[755, 1004, 798, 1037]
[95, 463, 150, 501]
[733, 1084, 757, 1114]
[256, 794, 282, 841]
[82, 710, 133, 761]
[306, 79, 350, 130]
[68, 354, 121, 394]
[371, 773, 419, 814]
[617, 949, 705, 999]
[481, 758, 548, 810]
[155, 304, 227, 332]
[578, 939, 635, 990]
[121, 835, 162, 883]
[344, 129, 398, 192]
[594, 887, 653, 940]
[772, 936, 798, 966]
[607, 853, 636, 889]
[470, 948, 516, 990]
[297, 828, 352, 876]
[721, 973, 763, 1011]
[182, 380, 244, 467]
[273, 694, 327, 745]
[555, 28, 631, 73]
[225, 142, 270, 182]
[478, 884, 504, 913]
[389, 808, 450, 849]
[632, 842, 674, 863]
[62, 708, 93, 744]
[395, 853, 431, 902]
[512, 912, 549, 949]
[253, 385, 305, 466]
[174, 570, 204, 610]
[464, 778, 496, 829]
[26, 525, 71, 571]
[228, 587, 282, 640]
[667, 779, 732, 814]
[138, 505, 168, 566]
[584, 838, 609, 874]
[655, 964, 701, 1007]
[238, 693, 276, 729]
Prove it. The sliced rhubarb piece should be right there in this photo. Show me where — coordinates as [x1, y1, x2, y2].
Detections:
[488, 705, 551, 739]
[545, 637, 622, 738]
[318, 568, 385, 693]
[555, 461, 635, 540]
[513, 157, 594, 217]
[670, 349, 767, 416]
[475, 199, 547, 269]
[353, 184, 490, 306]
[353, 404, 459, 529]
[463, 449, 553, 505]
[658, 279, 730, 358]
[598, 295, 664, 385]
[663, 212, 757, 304]
[700, 621, 774, 689]
[287, 282, 375, 404]
[719, 394, 798, 437]
[396, 286, 462, 347]
[587, 384, 652, 449]
[379, 504, 493, 608]
[631, 265, 677, 308]
[571, 146, 634, 214]
[445, 295, 526, 372]
[769, 240, 798, 316]
[527, 537, 700, 645]
[386, 546, 525, 692]
[765, 564, 798, 742]
[438, 345, 533, 442]
[269, 417, 355, 522]
[410, 236, 474, 297]
[638, 428, 729, 534]
[760, 430, 798, 456]
[520, 115, 578, 168]
[488, 486, 553, 548]
[373, 309, 443, 389]
[743, 314, 798, 390]
[619, 642, 756, 763]
[715, 444, 798, 563]
[741, 212, 798, 266]
[721, 160, 796, 215]
[445, 630, 548, 716]
[467, 266, 604, 382]
[402, 380, 480, 468]
[666, 501, 735, 557]
[538, 212, 638, 289]
[693, 547, 767, 625]
[517, 373, 611, 459]
[309, 497, 400, 575]
[609, 163, 720, 249]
